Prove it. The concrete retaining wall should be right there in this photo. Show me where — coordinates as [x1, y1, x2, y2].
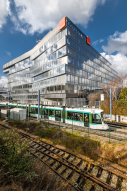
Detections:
[105, 114, 127, 123]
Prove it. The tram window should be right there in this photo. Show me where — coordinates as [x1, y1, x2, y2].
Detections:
[84, 113, 89, 122]
[44, 109, 48, 115]
[31, 108, 35, 113]
[74, 112, 83, 122]
[92, 114, 101, 124]
[35, 108, 38, 114]
[67, 111, 74, 120]
[55, 110, 61, 118]
[49, 109, 55, 117]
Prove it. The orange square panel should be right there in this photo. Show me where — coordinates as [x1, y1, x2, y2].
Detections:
[59, 17, 66, 30]
[86, 36, 91, 45]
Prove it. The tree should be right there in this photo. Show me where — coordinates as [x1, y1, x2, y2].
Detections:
[88, 91, 103, 102]
[103, 74, 127, 100]
[119, 87, 127, 99]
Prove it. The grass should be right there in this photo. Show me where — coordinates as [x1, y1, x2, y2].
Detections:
[0, 129, 37, 180]
[7, 120, 127, 166]
[35, 125, 101, 160]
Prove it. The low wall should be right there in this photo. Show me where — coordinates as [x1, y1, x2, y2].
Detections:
[104, 114, 127, 123]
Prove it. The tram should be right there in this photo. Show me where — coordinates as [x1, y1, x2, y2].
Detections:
[0, 102, 109, 130]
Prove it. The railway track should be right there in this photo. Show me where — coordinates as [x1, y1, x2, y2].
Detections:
[0, 123, 127, 190]
[105, 121, 127, 129]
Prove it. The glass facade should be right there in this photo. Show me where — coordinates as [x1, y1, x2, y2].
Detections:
[3, 17, 118, 107]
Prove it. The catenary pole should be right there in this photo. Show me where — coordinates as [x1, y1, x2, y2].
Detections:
[38, 90, 40, 120]
[109, 87, 112, 143]
[110, 87, 112, 121]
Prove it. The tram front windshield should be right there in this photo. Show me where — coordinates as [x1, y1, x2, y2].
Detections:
[92, 114, 102, 124]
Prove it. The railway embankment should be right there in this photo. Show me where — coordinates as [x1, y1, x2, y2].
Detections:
[3, 120, 127, 169]
[1, 119, 127, 190]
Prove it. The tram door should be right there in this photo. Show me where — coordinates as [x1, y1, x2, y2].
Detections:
[55, 110, 61, 122]
[84, 113, 89, 127]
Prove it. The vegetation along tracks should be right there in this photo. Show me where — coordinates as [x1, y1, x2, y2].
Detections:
[0, 123, 126, 191]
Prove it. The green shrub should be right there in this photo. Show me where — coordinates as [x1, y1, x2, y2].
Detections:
[35, 126, 58, 138]
[0, 117, 5, 121]
[0, 129, 37, 180]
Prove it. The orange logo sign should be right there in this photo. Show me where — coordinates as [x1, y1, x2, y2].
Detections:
[86, 36, 91, 45]
[59, 17, 66, 30]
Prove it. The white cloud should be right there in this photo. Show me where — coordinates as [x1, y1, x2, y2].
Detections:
[102, 31, 127, 55]
[0, 76, 8, 87]
[92, 38, 104, 46]
[0, 0, 10, 30]
[101, 52, 127, 75]
[6, 51, 11, 57]
[101, 30, 127, 76]
[11, 0, 106, 34]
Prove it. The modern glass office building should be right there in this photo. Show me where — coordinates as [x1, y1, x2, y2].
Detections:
[3, 17, 118, 107]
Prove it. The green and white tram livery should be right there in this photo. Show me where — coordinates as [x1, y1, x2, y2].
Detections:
[1, 102, 109, 130]
[65, 108, 108, 130]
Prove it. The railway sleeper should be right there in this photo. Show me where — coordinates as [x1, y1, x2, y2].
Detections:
[96, 167, 103, 178]
[55, 150, 61, 154]
[40, 154, 46, 160]
[60, 167, 68, 176]
[60, 152, 65, 157]
[49, 160, 56, 167]
[40, 148, 47, 152]
[78, 177, 86, 189]
[55, 163, 62, 170]
[30, 142, 36, 147]
[45, 150, 51, 155]
[66, 154, 71, 160]
[88, 164, 94, 173]
[51, 148, 57, 152]
[46, 157, 52, 162]
[70, 156, 76, 163]
[62, 168, 72, 179]
[100, 170, 109, 183]
[106, 172, 112, 185]
[35, 145, 42, 150]
[77, 159, 83, 167]
[75, 175, 83, 187]
[42, 156, 49, 162]
[84, 163, 88, 172]
[91, 166, 99, 177]
[29, 148, 38, 155]
[116, 176, 123, 190]
[32, 143, 40, 148]
[45, 145, 52, 149]
[66, 170, 74, 180]
[110, 174, 118, 188]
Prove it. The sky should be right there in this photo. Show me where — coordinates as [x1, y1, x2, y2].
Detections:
[0, 0, 127, 87]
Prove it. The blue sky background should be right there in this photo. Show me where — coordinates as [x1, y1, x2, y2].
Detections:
[0, 0, 127, 86]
